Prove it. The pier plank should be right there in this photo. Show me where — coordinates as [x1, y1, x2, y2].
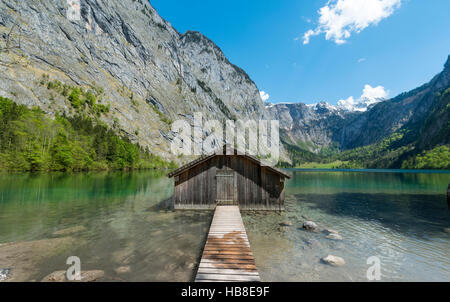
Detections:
[195, 206, 260, 282]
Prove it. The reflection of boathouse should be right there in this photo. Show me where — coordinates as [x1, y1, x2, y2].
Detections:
[168, 146, 291, 211]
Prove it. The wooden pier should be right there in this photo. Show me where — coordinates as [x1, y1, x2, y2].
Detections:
[195, 206, 261, 282]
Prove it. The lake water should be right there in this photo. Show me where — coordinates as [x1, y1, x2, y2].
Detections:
[0, 170, 449, 282]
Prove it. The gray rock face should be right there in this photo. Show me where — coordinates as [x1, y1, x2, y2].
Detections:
[0, 0, 270, 161]
[268, 102, 352, 152]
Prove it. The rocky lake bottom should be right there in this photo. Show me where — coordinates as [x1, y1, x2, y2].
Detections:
[0, 170, 449, 282]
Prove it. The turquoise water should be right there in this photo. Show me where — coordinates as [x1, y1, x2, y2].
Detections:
[0, 172, 212, 282]
[243, 170, 450, 282]
[0, 170, 449, 281]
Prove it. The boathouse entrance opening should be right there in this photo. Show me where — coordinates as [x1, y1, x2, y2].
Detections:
[216, 169, 237, 205]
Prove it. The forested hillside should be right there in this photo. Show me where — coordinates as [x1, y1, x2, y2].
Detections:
[0, 96, 176, 171]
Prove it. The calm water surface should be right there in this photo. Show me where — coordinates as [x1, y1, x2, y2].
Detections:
[0, 171, 212, 282]
[244, 170, 450, 282]
[0, 170, 449, 281]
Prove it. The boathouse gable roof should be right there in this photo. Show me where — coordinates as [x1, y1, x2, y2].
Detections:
[167, 146, 291, 179]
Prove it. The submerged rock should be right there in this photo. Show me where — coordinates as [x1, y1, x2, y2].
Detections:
[278, 226, 290, 232]
[279, 221, 292, 227]
[304, 239, 321, 248]
[115, 266, 131, 274]
[444, 228, 450, 234]
[302, 221, 319, 232]
[323, 228, 339, 235]
[111, 243, 136, 265]
[321, 255, 345, 267]
[41, 270, 105, 282]
[0, 237, 77, 282]
[0, 268, 11, 282]
[52, 226, 87, 236]
[184, 262, 195, 270]
[325, 233, 343, 241]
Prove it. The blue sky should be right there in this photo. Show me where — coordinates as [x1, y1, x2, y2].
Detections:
[151, 0, 450, 105]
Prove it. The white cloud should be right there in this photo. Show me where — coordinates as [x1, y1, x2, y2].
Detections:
[260, 91, 270, 102]
[338, 84, 389, 111]
[303, 29, 316, 45]
[358, 58, 366, 63]
[303, 0, 401, 45]
[337, 96, 357, 111]
[361, 84, 388, 104]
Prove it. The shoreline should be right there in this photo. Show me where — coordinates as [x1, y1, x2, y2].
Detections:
[286, 168, 450, 174]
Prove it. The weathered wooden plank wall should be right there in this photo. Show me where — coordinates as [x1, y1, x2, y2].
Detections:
[174, 155, 285, 211]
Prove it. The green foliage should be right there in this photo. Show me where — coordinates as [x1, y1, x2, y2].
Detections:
[401, 145, 450, 169]
[277, 134, 323, 168]
[42, 78, 110, 116]
[86, 91, 97, 107]
[282, 129, 448, 170]
[0, 97, 177, 172]
[68, 88, 84, 109]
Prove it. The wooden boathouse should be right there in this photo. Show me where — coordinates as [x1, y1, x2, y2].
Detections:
[168, 145, 290, 282]
[168, 145, 291, 211]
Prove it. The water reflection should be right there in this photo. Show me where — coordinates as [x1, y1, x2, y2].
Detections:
[244, 170, 450, 282]
[0, 171, 212, 282]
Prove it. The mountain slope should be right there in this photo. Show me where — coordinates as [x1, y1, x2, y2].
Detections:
[270, 56, 450, 168]
[0, 0, 269, 162]
[339, 55, 450, 150]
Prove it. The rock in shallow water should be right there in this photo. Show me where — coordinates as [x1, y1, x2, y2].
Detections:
[321, 255, 345, 267]
[115, 266, 131, 274]
[0, 237, 77, 282]
[52, 226, 87, 236]
[279, 221, 292, 227]
[304, 239, 321, 248]
[325, 233, 343, 241]
[278, 226, 290, 232]
[302, 221, 319, 232]
[41, 270, 105, 282]
[323, 228, 339, 235]
[0, 268, 11, 281]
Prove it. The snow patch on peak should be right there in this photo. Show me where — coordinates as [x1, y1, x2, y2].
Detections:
[338, 85, 388, 112]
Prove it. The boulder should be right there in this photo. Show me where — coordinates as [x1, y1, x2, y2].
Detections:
[321, 255, 345, 267]
[41, 270, 105, 282]
[279, 221, 292, 227]
[302, 221, 319, 232]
